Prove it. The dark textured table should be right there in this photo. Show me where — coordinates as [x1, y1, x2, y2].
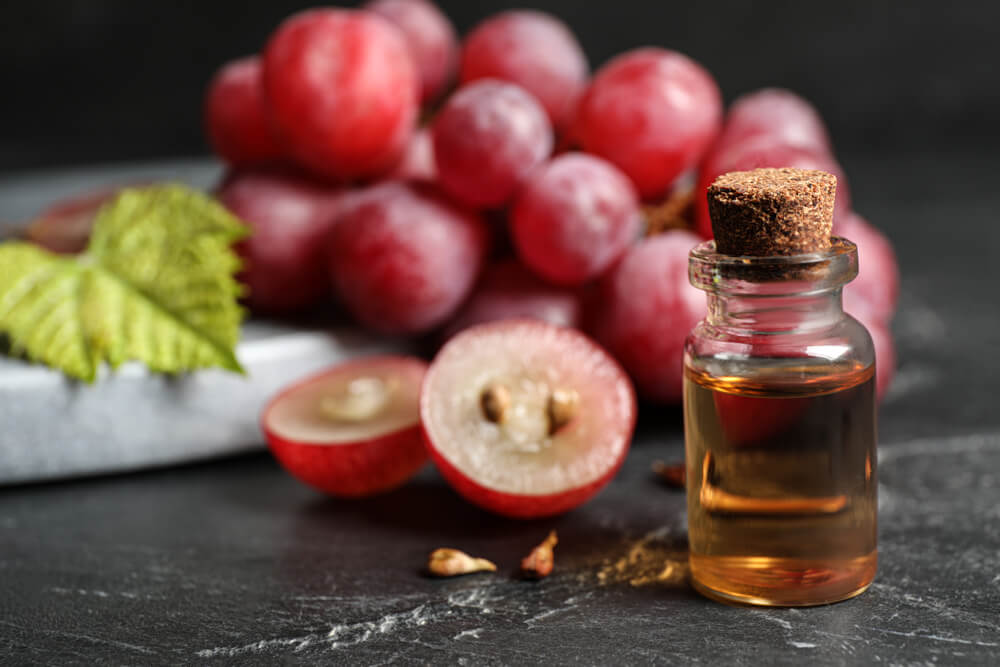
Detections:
[1, 155, 999, 665]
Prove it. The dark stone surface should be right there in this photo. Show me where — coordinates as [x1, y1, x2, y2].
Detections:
[2, 154, 999, 664]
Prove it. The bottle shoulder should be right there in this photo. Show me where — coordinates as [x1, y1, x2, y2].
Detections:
[686, 314, 875, 377]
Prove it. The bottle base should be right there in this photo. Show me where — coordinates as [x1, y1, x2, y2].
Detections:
[689, 551, 877, 607]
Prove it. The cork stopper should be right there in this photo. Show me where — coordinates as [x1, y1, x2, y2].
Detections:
[707, 167, 837, 257]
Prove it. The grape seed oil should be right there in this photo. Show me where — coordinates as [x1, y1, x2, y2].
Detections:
[685, 168, 880, 606]
[683, 360, 877, 606]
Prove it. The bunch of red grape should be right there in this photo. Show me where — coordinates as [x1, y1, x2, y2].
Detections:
[205, 1, 900, 405]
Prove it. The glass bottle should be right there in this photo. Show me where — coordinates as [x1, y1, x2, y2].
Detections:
[683, 237, 877, 606]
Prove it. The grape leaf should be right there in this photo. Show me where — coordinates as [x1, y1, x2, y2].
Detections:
[0, 185, 249, 382]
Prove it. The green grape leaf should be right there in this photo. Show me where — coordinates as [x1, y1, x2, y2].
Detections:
[0, 184, 249, 382]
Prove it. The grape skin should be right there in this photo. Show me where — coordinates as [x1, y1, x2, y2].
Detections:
[511, 153, 640, 286]
[329, 182, 489, 334]
[204, 56, 283, 168]
[587, 231, 706, 403]
[719, 88, 833, 156]
[262, 9, 419, 181]
[839, 212, 900, 324]
[459, 10, 588, 132]
[844, 295, 896, 400]
[387, 125, 436, 183]
[573, 48, 722, 200]
[366, 0, 458, 103]
[432, 80, 553, 208]
[217, 169, 346, 314]
[442, 260, 583, 339]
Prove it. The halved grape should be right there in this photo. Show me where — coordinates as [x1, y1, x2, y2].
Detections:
[263, 356, 428, 497]
[422, 320, 636, 518]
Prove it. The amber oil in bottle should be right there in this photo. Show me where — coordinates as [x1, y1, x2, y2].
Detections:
[684, 360, 876, 606]
[684, 168, 878, 606]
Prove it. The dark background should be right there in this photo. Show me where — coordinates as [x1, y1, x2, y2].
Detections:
[1, 0, 997, 175]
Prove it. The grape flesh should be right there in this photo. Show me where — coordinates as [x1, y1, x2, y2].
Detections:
[718, 88, 832, 156]
[262, 9, 418, 181]
[421, 319, 636, 517]
[443, 260, 583, 338]
[329, 182, 488, 334]
[459, 10, 587, 131]
[204, 56, 283, 167]
[432, 80, 552, 208]
[694, 137, 852, 238]
[217, 169, 346, 314]
[572, 48, 722, 199]
[365, 0, 458, 103]
[587, 231, 706, 403]
[263, 355, 429, 497]
[511, 153, 640, 286]
[838, 212, 900, 323]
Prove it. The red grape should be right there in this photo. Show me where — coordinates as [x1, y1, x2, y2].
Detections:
[572, 48, 722, 200]
[262, 9, 418, 181]
[443, 260, 583, 338]
[459, 10, 587, 132]
[839, 212, 900, 323]
[422, 319, 636, 518]
[329, 182, 488, 334]
[217, 169, 346, 314]
[587, 231, 706, 403]
[365, 0, 458, 104]
[204, 56, 283, 167]
[718, 88, 832, 155]
[714, 392, 810, 448]
[386, 125, 436, 183]
[263, 356, 429, 497]
[844, 297, 896, 401]
[694, 137, 851, 238]
[869, 319, 896, 402]
[511, 153, 640, 286]
[26, 186, 124, 254]
[432, 80, 553, 208]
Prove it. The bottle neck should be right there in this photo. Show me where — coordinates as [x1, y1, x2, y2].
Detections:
[689, 238, 859, 335]
[706, 288, 845, 333]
